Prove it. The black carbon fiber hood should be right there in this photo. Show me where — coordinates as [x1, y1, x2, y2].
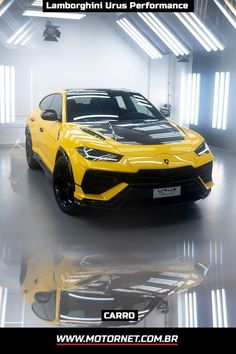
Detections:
[79, 118, 185, 145]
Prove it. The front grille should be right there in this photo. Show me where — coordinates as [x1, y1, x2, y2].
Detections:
[81, 162, 213, 195]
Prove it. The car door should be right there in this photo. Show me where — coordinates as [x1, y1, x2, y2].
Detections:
[38, 94, 63, 172]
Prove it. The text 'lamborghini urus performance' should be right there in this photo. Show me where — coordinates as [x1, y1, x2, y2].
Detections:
[25, 89, 214, 214]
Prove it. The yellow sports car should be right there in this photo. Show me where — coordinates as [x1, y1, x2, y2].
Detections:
[25, 89, 214, 214]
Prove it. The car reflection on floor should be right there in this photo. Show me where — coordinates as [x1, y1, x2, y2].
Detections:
[20, 250, 207, 327]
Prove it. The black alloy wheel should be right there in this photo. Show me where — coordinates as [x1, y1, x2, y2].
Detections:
[53, 156, 78, 214]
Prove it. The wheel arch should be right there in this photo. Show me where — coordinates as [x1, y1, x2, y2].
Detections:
[54, 147, 75, 184]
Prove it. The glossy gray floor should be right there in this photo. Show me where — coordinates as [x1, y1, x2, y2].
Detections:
[0, 145, 235, 327]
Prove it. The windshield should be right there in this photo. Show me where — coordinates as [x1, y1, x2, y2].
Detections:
[59, 291, 153, 322]
[66, 91, 164, 122]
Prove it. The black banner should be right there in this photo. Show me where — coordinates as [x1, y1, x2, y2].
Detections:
[42, 0, 195, 13]
[0, 328, 234, 352]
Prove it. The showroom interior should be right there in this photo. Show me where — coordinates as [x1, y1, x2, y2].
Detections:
[0, 0, 236, 328]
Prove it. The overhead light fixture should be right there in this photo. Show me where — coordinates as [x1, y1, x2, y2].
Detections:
[0, 65, 15, 124]
[7, 21, 34, 46]
[23, 10, 86, 21]
[214, 0, 236, 29]
[117, 18, 162, 59]
[224, 0, 236, 17]
[212, 72, 230, 130]
[7, 21, 31, 44]
[175, 12, 224, 52]
[0, 0, 15, 17]
[138, 12, 190, 56]
[20, 32, 35, 46]
[179, 72, 201, 126]
[32, 0, 42, 6]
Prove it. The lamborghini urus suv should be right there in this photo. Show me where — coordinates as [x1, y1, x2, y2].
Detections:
[25, 89, 214, 214]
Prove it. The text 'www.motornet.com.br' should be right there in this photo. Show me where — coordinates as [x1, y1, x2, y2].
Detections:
[56, 334, 179, 346]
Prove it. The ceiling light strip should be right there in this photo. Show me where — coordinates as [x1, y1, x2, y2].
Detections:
[117, 21, 156, 58]
[23, 10, 86, 20]
[117, 19, 161, 59]
[149, 12, 189, 54]
[175, 13, 212, 51]
[214, 0, 236, 29]
[122, 18, 162, 58]
[7, 21, 31, 44]
[175, 12, 224, 52]
[0, 0, 15, 17]
[139, 12, 189, 56]
[32, 0, 43, 6]
[20, 31, 35, 46]
[182, 13, 218, 51]
[139, 13, 180, 56]
[14, 26, 33, 45]
[190, 13, 224, 50]
[118, 20, 157, 58]
[224, 0, 236, 17]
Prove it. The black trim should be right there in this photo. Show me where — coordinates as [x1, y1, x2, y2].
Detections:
[33, 152, 53, 179]
[78, 180, 211, 209]
[81, 162, 213, 195]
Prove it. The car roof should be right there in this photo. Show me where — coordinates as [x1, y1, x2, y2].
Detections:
[64, 88, 139, 96]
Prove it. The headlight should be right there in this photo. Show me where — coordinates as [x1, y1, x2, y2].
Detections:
[76, 146, 123, 162]
[195, 141, 210, 156]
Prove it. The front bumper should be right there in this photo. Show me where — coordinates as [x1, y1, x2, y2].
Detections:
[74, 161, 213, 208]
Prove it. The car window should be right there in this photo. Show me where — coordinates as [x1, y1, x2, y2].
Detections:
[39, 95, 54, 111]
[66, 91, 163, 122]
[51, 94, 63, 119]
[130, 96, 155, 117]
[115, 96, 127, 110]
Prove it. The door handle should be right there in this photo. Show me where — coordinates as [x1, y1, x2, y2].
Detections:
[39, 127, 44, 133]
[30, 117, 35, 122]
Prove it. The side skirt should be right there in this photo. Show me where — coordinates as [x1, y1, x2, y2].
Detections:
[33, 151, 53, 180]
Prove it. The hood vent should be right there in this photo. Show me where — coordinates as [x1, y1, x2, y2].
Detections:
[81, 128, 106, 140]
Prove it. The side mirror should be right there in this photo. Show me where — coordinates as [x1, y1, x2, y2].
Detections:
[41, 109, 58, 121]
[34, 291, 53, 303]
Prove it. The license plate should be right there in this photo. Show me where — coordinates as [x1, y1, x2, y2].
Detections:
[153, 186, 181, 199]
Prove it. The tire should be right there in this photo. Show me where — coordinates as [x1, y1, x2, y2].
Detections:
[25, 128, 40, 169]
[53, 155, 78, 215]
